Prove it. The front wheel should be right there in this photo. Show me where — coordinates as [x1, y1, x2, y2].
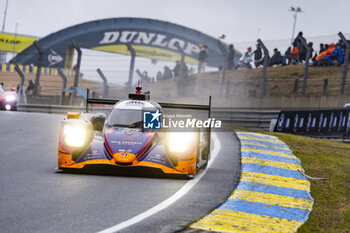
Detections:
[197, 131, 210, 170]
[201, 147, 209, 169]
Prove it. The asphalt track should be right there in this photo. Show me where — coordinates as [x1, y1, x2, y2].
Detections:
[0, 111, 241, 233]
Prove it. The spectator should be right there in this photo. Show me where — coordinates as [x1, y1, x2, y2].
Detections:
[313, 43, 336, 66]
[136, 69, 151, 83]
[326, 44, 344, 66]
[29, 64, 34, 73]
[162, 66, 172, 79]
[156, 71, 163, 81]
[236, 47, 253, 69]
[319, 43, 326, 53]
[312, 43, 325, 62]
[294, 31, 306, 45]
[253, 44, 263, 68]
[269, 48, 283, 66]
[308, 42, 314, 61]
[26, 80, 34, 95]
[173, 60, 181, 77]
[282, 47, 291, 65]
[290, 42, 299, 64]
[175, 59, 191, 96]
[198, 44, 208, 73]
[337, 39, 345, 50]
[324, 43, 335, 57]
[227, 44, 235, 69]
[179, 61, 189, 78]
[294, 31, 307, 63]
[142, 71, 151, 82]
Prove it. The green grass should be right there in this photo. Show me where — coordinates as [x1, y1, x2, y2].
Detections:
[275, 133, 350, 233]
[230, 126, 350, 232]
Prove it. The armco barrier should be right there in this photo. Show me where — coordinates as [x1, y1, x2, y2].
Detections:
[212, 108, 280, 130]
[17, 104, 280, 130]
[17, 104, 110, 114]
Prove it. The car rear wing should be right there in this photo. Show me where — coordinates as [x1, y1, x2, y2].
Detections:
[85, 89, 212, 118]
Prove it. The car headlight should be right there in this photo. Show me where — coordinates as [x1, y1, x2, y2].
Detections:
[167, 132, 197, 153]
[63, 124, 86, 147]
[5, 95, 16, 102]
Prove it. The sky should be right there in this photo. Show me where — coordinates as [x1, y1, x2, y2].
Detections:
[1, 0, 349, 43]
[1, 0, 350, 84]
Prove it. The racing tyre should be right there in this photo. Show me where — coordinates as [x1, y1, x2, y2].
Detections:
[196, 132, 210, 170]
[198, 131, 210, 170]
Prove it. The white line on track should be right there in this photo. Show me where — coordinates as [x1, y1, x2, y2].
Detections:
[98, 132, 222, 233]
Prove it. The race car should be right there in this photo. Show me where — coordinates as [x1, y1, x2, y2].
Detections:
[57, 87, 211, 177]
[0, 84, 18, 111]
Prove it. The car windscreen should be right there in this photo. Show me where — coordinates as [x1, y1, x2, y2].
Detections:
[106, 109, 143, 127]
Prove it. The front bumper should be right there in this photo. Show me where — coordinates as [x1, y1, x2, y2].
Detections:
[58, 163, 191, 179]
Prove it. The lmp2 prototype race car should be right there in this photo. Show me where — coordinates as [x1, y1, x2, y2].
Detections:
[0, 84, 17, 111]
[57, 87, 211, 177]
